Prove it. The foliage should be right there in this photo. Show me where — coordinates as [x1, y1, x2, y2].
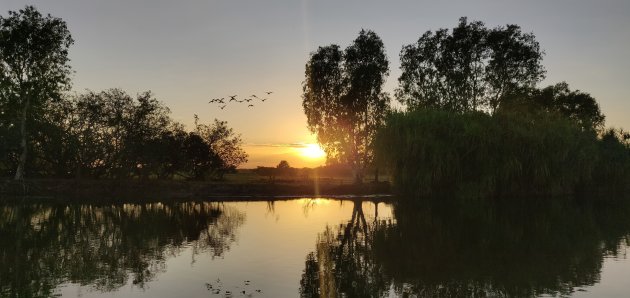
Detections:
[397, 17, 545, 113]
[374, 109, 609, 198]
[503, 82, 606, 131]
[0, 89, 248, 180]
[588, 128, 630, 193]
[0, 6, 74, 179]
[303, 29, 390, 182]
[194, 116, 248, 179]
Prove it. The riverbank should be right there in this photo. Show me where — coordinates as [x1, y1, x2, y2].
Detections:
[0, 178, 392, 203]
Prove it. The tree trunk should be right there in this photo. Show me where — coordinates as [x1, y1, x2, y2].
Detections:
[14, 97, 30, 180]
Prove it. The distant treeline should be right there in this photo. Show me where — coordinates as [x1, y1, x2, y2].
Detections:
[0, 89, 247, 180]
[254, 161, 355, 181]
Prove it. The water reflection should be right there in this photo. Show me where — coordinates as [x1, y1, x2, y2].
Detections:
[300, 199, 630, 297]
[0, 202, 245, 297]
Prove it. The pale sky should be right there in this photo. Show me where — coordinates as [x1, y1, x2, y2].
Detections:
[2, 0, 629, 167]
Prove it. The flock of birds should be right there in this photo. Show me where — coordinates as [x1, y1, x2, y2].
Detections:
[209, 91, 273, 110]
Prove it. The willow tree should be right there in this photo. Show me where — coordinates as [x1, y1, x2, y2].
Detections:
[302, 30, 389, 183]
[0, 6, 73, 180]
[397, 17, 545, 113]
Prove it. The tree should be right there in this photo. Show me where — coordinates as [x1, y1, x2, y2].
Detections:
[302, 29, 390, 183]
[277, 160, 290, 170]
[194, 116, 248, 179]
[397, 17, 545, 113]
[0, 6, 74, 180]
[532, 82, 605, 131]
[276, 160, 295, 177]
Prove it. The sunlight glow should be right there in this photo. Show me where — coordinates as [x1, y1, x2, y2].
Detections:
[299, 143, 326, 159]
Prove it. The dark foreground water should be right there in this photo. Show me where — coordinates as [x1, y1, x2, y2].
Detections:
[1, 198, 630, 297]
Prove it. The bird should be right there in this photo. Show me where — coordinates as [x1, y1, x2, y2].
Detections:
[251, 94, 258, 98]
[265, 91, 273, 95]
[260, 98, 267, 102]
[228, 95, 237, 101]
[220, 105, 226, 109]
[248, 104, 254, 107]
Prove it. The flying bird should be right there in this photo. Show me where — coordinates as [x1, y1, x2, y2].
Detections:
[265, 91, 273, 95]
[248, 104, 254, 107]
[220, 105, 226, 109]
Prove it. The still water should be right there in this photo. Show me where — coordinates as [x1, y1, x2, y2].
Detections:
[1, 198, 630, 297]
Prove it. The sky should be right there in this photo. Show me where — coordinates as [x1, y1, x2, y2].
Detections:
[2, 0, 629, 168]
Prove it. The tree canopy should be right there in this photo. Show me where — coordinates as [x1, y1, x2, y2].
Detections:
[302, 29, 390, 182]
[0, 5, 74, 180]
[396, 17, 545, 113]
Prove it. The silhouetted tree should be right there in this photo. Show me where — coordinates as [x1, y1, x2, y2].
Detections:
[303, 30, 390, 183]
[397, 17, 545, 113]
[194, 116, 248, 179]
[530, 82, 605, 131]
[182, 132, 221, 180]
[65, 89, 172, 179]
[0, 6, 73, 180]
[277, 160, 290, 170]
[276, 160, 293, 177]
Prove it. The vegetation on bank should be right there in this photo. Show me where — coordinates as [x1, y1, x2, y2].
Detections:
[0, 7, 247, 181]
[370, 17, 630, 199]
[375, 109, 630, 198]
[0, 88, 247, 180]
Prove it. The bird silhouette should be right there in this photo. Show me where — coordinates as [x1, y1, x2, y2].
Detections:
[220, 105, 226, 109]
[265, 91, 273, 95]
[260, 98, 267, 102]
[248, 104, 254, 107]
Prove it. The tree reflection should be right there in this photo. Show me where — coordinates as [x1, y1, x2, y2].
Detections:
[300, 199, 630, 297]
[300, 200, 388, 297]
[0, 202, 245, 297]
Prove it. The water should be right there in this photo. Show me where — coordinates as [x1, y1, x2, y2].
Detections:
[1, 198, 629, 297]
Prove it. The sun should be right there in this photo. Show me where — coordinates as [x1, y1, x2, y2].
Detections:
[300, 143, 326, 159]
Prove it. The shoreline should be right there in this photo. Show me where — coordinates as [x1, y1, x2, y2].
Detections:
[0, 178, 392, 203]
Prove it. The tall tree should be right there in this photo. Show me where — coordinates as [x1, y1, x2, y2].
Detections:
[0, 6, 73, 180]
[397, 17, 545, 113]
[302, 29, 390, 183]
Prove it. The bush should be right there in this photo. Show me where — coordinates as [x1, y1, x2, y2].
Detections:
[373, 109, 616, 199]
